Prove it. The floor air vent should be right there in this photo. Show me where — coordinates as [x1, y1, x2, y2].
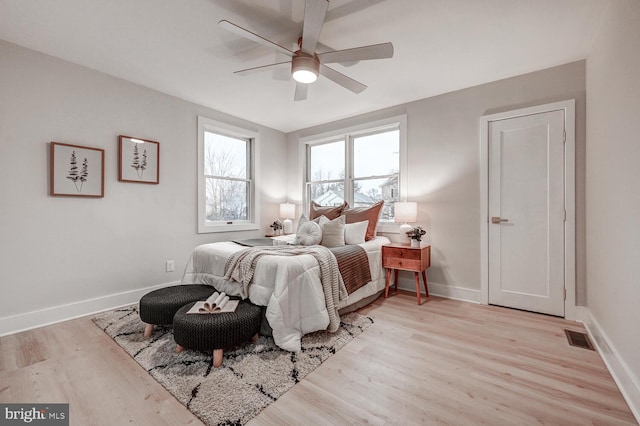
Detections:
[564, 329, 595, 351]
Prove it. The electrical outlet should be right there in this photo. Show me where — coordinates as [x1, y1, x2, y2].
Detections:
[166, 260, 175, 272]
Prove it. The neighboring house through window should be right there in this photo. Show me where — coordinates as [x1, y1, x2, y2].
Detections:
[303, 115, 407, 230]
[197, 116, 259, 233]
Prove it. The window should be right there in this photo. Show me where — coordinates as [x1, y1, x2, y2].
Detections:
[308, 140, 345, 205]
[198, 116, 259, 233]
[352, 129, 399, 220]
[304, 115, 407, 228]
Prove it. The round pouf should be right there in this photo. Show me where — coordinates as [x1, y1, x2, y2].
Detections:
[139, 285, 215, 337]
[173, 300, 262, 368]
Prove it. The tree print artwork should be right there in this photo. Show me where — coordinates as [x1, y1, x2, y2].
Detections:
[66, 150, 89, 192]
[51, 142, 104, 197]
[131, 144, 148, 179]
[118, 136, 159, 184]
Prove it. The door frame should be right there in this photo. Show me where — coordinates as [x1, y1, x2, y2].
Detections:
[479, 100, 576, 320]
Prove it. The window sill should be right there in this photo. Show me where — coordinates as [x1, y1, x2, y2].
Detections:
[198, 222, 260, 234]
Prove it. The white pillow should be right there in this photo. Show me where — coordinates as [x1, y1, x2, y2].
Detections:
[296, 214, 309, 233]
[295, 221, 322, 245]
[296, 214, 328, 232]
[320, 215, 346, 247]
[344, 220, 369, 245]
[312, 215, 330, 227]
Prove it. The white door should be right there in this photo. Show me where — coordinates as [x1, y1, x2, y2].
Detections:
[488, 110, 565, 316]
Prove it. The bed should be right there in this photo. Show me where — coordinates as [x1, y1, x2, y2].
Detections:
[180, 234, 390, 352]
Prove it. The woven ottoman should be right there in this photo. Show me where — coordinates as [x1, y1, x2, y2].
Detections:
[139, 285, 214, 337]
[173, 300, 262, 368]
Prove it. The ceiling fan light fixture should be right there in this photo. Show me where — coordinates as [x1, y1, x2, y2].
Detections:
[292, 69, 318, 84]
[291, 53, 319, 84]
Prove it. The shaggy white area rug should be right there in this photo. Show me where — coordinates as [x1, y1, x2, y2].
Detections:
[93, 305, 373, 425]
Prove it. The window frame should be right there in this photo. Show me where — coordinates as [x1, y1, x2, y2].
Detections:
[197, 116, 260, 234]
[301, 115, 407, 233]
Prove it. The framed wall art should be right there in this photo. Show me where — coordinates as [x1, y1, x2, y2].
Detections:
[118, 135, 160, 184]
[50, 142, 105, 198]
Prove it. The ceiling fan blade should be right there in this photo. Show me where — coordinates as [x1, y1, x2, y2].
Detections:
[301, 0, 329, 55]
[317, 42, 394, 64]
[294, 83, 308, 102]
[234, 61, 291, 75]
[319, 65, 367, 94]
[316, 42, 357, 67]
[219, 20, 294, 57]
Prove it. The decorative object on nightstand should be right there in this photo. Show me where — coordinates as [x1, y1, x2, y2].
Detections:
[269, 220, 283, 236]
[280, 203, 295, 234]
[394, 201, 417, 244]
[382, 243, 431, 305]
[406, 225, 427, 248]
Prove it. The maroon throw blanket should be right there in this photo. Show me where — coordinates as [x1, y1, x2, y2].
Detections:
[329, 245, 372, 295]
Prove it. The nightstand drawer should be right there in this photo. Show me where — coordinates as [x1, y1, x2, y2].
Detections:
[382, 257, 421, 271]
[382, 247, 421, 260]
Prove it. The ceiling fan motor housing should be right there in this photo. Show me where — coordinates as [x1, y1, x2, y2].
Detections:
[292, 52, 320, 83]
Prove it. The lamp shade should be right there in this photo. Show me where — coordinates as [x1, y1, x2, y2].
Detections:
[394, 202, 417, 223]
[279, 203, 295, 219]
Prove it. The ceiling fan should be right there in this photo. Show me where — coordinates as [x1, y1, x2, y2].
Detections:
[219, 0, 394, 101]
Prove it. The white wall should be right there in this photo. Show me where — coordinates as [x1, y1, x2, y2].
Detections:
[585, 0, 640, 416]
[288, 61, 586, 303]
[0, 40, 287, 333]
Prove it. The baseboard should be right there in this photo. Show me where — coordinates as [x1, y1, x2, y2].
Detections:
[581, 308, 640, 422]
[0, 281, 180, 337]
[573, 305, 589, 323]
[396, 277, 481, 304]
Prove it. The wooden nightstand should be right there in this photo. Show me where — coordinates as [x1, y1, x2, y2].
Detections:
[382, 243, 431, 305]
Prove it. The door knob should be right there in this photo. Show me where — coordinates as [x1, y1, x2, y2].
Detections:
[491, 217, 509, 224]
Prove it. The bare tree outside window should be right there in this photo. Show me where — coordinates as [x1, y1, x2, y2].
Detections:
[309, 169, 345, 201]
[203, 132, 250, 222]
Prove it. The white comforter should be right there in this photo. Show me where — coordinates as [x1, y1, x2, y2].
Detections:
[181, 236, 390, 352]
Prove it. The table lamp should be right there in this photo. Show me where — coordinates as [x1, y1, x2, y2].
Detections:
[394, 201, 417, 244]
[280, 203, 296, 234]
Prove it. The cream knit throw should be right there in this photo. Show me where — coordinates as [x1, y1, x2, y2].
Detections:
[223, 245, 348, 332]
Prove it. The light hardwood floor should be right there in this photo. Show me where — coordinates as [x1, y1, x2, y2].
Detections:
[0, 293, 636, 425]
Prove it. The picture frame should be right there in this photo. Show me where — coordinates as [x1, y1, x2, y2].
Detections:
[50, 142, 105, 198]
[118, 135, 160, 184]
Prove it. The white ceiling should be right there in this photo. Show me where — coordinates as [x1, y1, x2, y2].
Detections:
[0, 0, 609, 133]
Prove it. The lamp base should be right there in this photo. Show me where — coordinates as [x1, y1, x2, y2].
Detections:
[399, 223, 413, 244]
[283, 218, 293, 234]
